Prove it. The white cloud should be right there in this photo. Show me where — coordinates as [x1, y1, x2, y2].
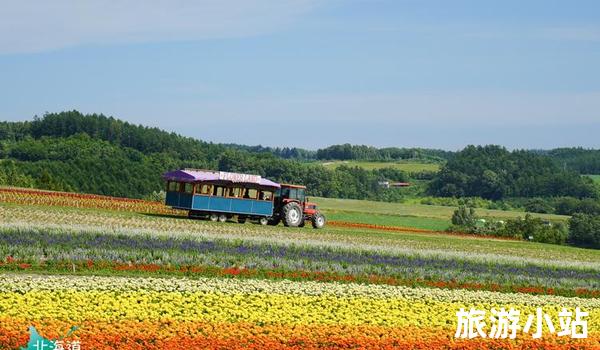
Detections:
[0, 0, 320, 54]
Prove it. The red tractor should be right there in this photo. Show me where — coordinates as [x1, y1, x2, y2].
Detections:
[269, 184, 326, 229]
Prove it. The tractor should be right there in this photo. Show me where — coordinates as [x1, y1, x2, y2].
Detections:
[269, 184, 326, 229]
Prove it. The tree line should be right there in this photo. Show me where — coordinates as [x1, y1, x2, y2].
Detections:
[1, 112, 600, 205]
[315, 144, 452, 162]
[0, 112, 410, 200]
[429, 145, 598, 200]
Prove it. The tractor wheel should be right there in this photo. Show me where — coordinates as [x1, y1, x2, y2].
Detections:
[238, 216, 247, 224]
[298, 220, 306, 228]
[311, 211, 326, 229]
[259, 217, 269, 225]
[282, 202, 303, 227]
[209, 213, 219, 222]
[218, 214, 227, 223]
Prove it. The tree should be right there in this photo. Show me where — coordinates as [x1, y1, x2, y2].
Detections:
[524, 198, 554, 214]
[569, 213, 600, 249]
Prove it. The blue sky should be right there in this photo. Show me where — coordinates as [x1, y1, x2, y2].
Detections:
[1, 0, 599, 150]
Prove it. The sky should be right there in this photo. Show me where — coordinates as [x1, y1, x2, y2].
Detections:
[1, 0, 599, 150]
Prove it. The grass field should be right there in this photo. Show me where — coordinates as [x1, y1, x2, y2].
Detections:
[321, 160, 441, 172]
[584, 174, 600, 184]
[314, 196, 569, 222]
[325, 211, 450, 231]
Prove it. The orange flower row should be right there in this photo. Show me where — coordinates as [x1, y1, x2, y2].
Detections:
[0, 187, 182, 215]
[1, 319, 598, 350]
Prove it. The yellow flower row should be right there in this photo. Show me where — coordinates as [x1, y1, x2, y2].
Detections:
[1, 289, 598, 333]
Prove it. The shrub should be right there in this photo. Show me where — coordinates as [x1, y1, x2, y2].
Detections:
[451, 206, 477, 227]
[499, 214, 567, 244]
[420, 196, 513, 211]
[531, 222, 568, 244]
[447, 210, 567, 244]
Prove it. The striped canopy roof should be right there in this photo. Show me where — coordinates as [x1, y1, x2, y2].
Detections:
[162, 169, 280, 188]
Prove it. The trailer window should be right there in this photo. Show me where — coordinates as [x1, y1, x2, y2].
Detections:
[168, 181, 179, 192]
[228, 187, 242, 198]
[243, 188, 258, 199]
[259, 190, 273, 201]
[213, 186, 224, 196]
[199, 184, 212, 195]
[184, 183, 194, 194]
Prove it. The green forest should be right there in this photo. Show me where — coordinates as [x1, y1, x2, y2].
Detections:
[1, 111, 600, 207]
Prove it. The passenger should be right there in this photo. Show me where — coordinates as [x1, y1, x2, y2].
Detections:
[243, 189, 250, 199]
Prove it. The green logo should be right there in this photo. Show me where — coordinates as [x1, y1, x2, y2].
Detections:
[21, 326, 79, 350]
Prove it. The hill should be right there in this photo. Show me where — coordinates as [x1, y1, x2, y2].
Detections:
[0, 111, 414, 200]
[1, 111, 599, 205]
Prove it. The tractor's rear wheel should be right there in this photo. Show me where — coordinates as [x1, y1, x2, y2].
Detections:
[282, 202, 303, 227]
[311, 211, 326, 229]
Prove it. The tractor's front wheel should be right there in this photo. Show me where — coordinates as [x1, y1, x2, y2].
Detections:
[311, 211, 326, 229]
[282, 202, 303, 227]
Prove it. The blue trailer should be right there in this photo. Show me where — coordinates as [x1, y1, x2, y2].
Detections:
[163, 169, 280, 224]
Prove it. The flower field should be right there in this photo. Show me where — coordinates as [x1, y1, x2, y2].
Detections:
[0, 187, 599, 349]
[0, 275, 599, 349]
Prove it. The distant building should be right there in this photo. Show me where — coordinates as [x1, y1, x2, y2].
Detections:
[378, 181, 410, 188]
